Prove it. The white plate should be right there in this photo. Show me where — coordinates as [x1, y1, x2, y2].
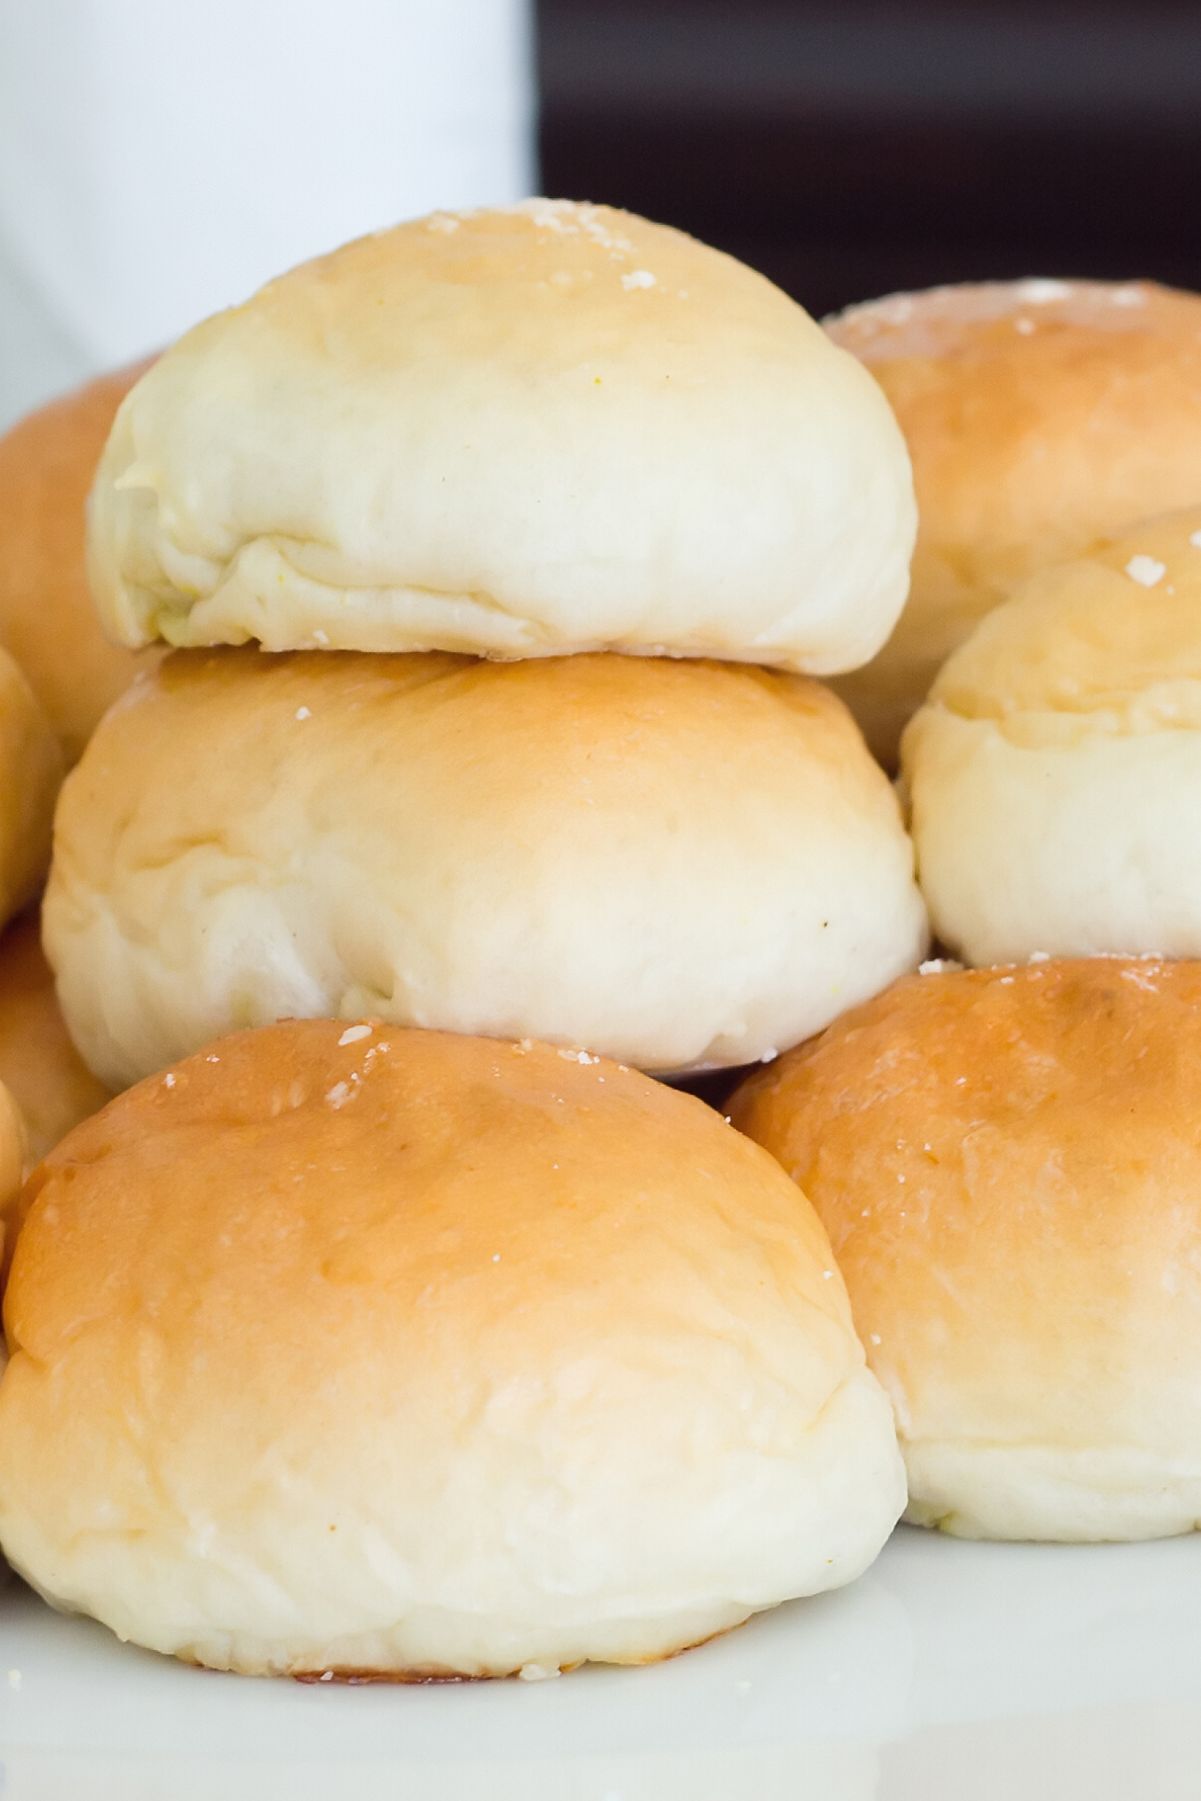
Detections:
[4, 1524, 1201, 1799]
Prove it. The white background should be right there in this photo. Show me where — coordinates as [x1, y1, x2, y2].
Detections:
[7, 1528, 1201, 1798]
[0, 0, 535, 428]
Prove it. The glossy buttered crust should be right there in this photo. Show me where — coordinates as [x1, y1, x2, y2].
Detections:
[826, 279, 1201, 762]
[87, 201, 915, 675]
[731, 959, 1201, 1542]
[0, 913, 109, 1169]
[0, 1022, 904, 1677]
[0, 363, 156, 761]
[44, 650, 928, 1089]
[902, 508, 1201, 967]
[0, 647, 62, 933]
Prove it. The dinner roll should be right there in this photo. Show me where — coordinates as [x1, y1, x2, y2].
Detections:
[0, 648, 62, 933]
[730, 958, 1201, 1542]
[0, 363, 156, 761]
[0, 913, 109, 1169]
[902, 508, 1201, 967]
[0, 1077, 24, 1267]
[0, 1021, 904, 1677]
[827, 280, 1201, 762]
[88, 200, 915, 674]
[44, 650, 928, 1091]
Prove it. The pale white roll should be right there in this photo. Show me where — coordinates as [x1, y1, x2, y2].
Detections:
[87, 201, 915, 675]
[45, 650, 928, 1090]
[903, 509, 1201, 966]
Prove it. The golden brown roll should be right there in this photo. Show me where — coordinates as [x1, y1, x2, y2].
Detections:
[0, 1077, 24, 1267]
[731, 959, 1201, 1543]
[44, 650, 928, 1090]
[0, 648, 62, 933]
[0, 912, 109, 1169]
[902, 508, 1201, 967]
[826, 280, 1201, 762]
[0, 1021, 904, 1678]
[0, 362, 155, 760]
[88, 201, 915, 676]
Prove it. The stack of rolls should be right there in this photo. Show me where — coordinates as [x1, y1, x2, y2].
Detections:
[0, 201, 931, 1680]
[826, 278, 1201, 765]
[8, 216, 1200, 1688]
[46, 201, 929, 1087]
[726, 272, 1201, 1550]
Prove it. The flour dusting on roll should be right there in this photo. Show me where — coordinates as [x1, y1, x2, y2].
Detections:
[827, 279, 1201, 762]
[88, 201, 915, 676]
[902, 508, 1201, 967]
[45, 650, 928, 1089]
[0, 1023, 904, 1677]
